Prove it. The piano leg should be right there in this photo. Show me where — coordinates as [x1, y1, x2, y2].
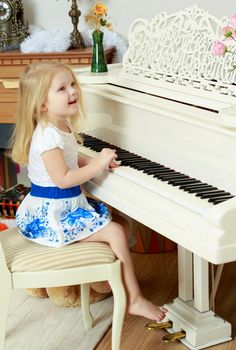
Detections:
[193, 254, 209, 312]
[164, 246, 232, 349]
[178, 246, 193, 302]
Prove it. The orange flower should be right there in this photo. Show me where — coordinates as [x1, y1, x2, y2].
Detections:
[85, 2, 112, 32]
[94, 4, 107, 16]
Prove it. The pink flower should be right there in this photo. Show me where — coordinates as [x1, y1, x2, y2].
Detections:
[211, 41, 227, 56]
[222, 25, 234, 38]
[229, 14, 236, 27]
[212, 16, 236, 71]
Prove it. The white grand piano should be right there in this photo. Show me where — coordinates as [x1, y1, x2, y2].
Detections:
[75, 6, 236, 349]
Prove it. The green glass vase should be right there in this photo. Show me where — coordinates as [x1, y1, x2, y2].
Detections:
[91, 30, 108, 73]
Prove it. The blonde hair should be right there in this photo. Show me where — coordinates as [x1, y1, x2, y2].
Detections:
[11, 61, 86, 166]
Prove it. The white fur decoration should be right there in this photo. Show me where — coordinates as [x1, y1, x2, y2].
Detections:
[20, 25, 71, 53]
[20, 25, 128, 63]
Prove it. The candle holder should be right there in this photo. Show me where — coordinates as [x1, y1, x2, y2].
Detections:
[57, 0, 85, 49]
[69, 0, 85, 49]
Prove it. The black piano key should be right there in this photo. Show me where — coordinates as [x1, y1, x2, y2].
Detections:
[117, 152, 139, 158]
[154, 172, 179, 182]
[99, 142, 114, 147]
[187, 187, 217, 195]
[143, 166, 167, 174]
[153, 170, 176, 178]
[122, 159, 151, 166]
[187, 185, 216, 193]
[151, 169, 175, 176]
[158, 172, 183, 178]
[157, 172, 184, 179]
[209, 195, 234, 203]
[159, 175, 187, 181]
[82, 137, 94, 142]
[159, 171, 186, 181]
[132, 164, 153, 170]
[87, 145, 102, 150]
[180, 183, 209, 190]
[168, 179, 200, 186]
[80, 134, 235, 205]
[134, 161, 159, 172]
[85, 140, 109, 146]
[116, 152, 132, 158]
[83, 135, 104, 141]
[87, 141, 108, 147]
[132, 159, 153, 164]
[118, 155, 143, 161]
[92, 147, 107, 152]
[118, 151, 139, 156]
[119, 158, 143, 165]
[121, 161, 141, 167]
[115, 148, 126, 152]
[146, 167, 171, 173]
[129, 160, 151, 165]
[140, 165, 166, 171]
[195, 189, 220, 197]
[212, 197, 234, 205]
[118, 156, 143, 162]
[172, 181, 201, 187]
[136, 163, 162, 170]
[160, 176, 189, 182]
[197, 191, 228, 199]
[121, 159, 144, 166]
[84, 139, 105, 144]
[195, 189, 222, 197]
[133, 162, 158, 170]
[83, 139, 97, 144]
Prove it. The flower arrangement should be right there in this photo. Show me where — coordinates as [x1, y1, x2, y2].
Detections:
[85, 2, 112, 32]
[212, 14, 236, 71]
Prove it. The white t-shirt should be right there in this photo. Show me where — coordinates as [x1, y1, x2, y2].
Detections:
[28, 122, 79, 187]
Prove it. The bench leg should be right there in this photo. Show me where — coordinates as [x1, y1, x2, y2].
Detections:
[81, 283, 93, 331]
[110, 261, 126, 350]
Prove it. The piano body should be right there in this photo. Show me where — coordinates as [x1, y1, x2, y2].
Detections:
[75, 6, 236, 349]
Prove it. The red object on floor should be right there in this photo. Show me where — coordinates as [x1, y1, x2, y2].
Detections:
[0, 222, 8, 231]
[132, 223, 177, 254]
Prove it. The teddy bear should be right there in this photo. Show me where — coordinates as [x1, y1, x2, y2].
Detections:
[26, 281, 112, 307]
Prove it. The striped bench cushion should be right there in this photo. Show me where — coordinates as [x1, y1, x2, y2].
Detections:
[0, 228, 116, 272]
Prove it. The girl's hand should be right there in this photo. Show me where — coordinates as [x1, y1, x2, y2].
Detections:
[109, 159, 119, 169]
[93, 148, 118, 171]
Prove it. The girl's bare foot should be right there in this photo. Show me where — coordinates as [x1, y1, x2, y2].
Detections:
[127, 295, 168, 322]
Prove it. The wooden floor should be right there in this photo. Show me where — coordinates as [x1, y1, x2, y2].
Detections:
[96, 250, 236, 350]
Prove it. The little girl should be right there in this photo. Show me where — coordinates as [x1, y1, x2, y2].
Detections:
[11, 61, 167, 322]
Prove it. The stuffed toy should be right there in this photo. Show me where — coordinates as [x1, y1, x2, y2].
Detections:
[26, 281, 112, 307]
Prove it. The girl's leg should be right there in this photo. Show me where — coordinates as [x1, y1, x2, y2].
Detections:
[82, 220, 167, 322]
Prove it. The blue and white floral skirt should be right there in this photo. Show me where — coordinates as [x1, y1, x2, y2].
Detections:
[16, 183, 111, 247]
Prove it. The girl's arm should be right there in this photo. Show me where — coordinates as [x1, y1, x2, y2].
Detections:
[78, 155, 91, 167]
[41, 147, 117, 189]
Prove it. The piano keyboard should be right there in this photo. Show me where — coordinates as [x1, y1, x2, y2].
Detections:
[80, 134, 235, 207]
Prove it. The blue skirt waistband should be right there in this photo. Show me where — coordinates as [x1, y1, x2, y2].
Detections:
[30, 183, 81, 199]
